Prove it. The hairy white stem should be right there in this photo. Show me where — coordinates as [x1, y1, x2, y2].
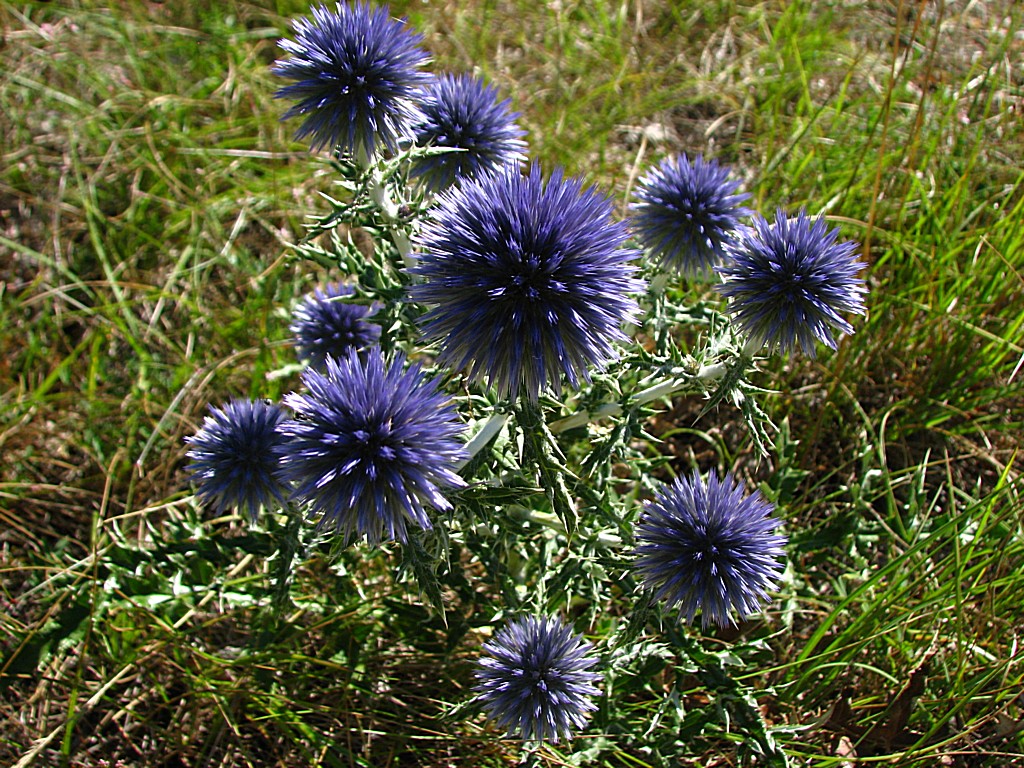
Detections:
[456, 411, 510, 470]
[695, 362, 728, 381]
[548, 360, 730, 434]
[356, 144, 416, 268]
[741, 334, 764, 357]
[548, 402, 621, 433]
[509, 505, 620, 546]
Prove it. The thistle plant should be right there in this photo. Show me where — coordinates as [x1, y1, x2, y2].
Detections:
[409, 164, 643, 401]
[181, 1, 870, 759]
[474, 615, 602, 743]
[289, 282, 380, 369]
[276, 348, 466, 546]
[631, 153, 751, 275]
[272, 2, 430, 157]
[410, 72, 527, 191]
[716, 208, 868, 356]
[185, 399, 293, 523]
[633, 470, 787, 628]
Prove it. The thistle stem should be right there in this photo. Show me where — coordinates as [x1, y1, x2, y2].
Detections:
[509, 505, 620, 546]
[741, 335, 764, 357]
[271, 504, 304, 614]
[456, 411, 510, 470]
[547, 359, 731, 435]
[515, 399, 578, 533]
[356, 143, 416, 268]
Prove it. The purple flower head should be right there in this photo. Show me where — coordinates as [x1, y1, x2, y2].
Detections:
[290, 283, 380, 369]
[630, 153, 750, 275]
[408, 165, 643, 401]
[276, 348, 466, 546]
[411, 73, 527, 191]
[474, 615, 602, 743]
[633, 470, 786, 629]
[715, 209, 867, 356]
[185, 399, 293, 523]
[272, 2, 431, 156]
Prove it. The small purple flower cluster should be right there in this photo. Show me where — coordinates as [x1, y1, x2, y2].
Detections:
[273, 2, 525, 187]
[633, 470, 787, 629]
[410, 165, 643, 400]
[631, 154, 867, 356]
[186, 347, 466, 546]
[631, 153, 751, 275]
[411, 73, 528, 191]
[181, 1, 875, 748]
[271, 3, 430, 157]
[289, 283, 380, 370]
[474, 615, 602, 743]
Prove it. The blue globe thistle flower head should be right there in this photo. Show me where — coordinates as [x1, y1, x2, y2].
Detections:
[272, 3, 431, 157]
[633, 470, 786, 629]
[630, 153, 751, 276]
[290, 283, 381, 369]
[715, 208, 868, 356]
[185, 399, 293, 523]
[276, 348, 467, 546]
[411, 73, 527, 191]
[474, 615, 603, 743]
[408, 165, 644, 401]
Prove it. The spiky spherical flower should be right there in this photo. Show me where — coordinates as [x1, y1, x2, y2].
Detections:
[715, 209, 867, 356]
[275, 348, 466, 545]
[633, 470, 786, 629]
[290, 283, 380, 369]
[185, 399, 293, 522]
[408, 165, 643, 401]
[630, 153, 750, 275]
[272, 2, 431, 156]
[474, 615, 603, 743]
[411, 73, 527, 191]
